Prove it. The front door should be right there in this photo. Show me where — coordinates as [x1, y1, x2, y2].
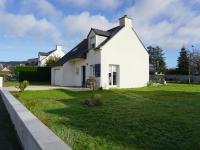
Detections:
[81, 66, 86, 87]
[109, 65, 119, 87]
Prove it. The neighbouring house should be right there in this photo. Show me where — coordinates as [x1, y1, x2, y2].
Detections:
[51, 15, 149, 89]
[38, 45, 65, 66]
[0, 61, 26, 68]
[1, 67, 10, 72]
[25, 58, 38, 66]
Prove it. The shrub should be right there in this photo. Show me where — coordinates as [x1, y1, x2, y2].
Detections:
[84, 93, 103, 107]
[15, 66, 51, 82]
[147, 80, 155, 87]
[16, 80, 29, 92]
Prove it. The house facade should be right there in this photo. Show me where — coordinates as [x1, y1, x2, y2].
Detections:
[51, 15, 149, 89]
[38, 45, 65, 66]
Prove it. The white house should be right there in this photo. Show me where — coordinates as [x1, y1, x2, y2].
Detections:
[38, 45, 65, 66]
[1, 67, 10, 72]
[51, 15, 149, 89]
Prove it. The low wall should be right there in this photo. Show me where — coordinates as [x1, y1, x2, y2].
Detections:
[165, 75, 200, 82]
[150, 75, 200, 83]
[0, 88, 71, 150]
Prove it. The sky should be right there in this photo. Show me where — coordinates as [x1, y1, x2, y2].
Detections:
[0, 0, 200, 68]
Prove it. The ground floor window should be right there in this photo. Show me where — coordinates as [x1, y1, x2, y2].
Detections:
[90, 65, 95, 76]
[109, 65, 119, 86]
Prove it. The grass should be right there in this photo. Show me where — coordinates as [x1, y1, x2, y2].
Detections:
[13, 83, 200, 150]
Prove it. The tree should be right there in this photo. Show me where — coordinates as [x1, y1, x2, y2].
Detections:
[191, 50, 200, 75]
[45, 56, 61, 66]
[147, 46, 166, 73]
[177, 46, 189, 74]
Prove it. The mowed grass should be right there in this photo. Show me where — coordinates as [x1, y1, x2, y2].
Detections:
[14, 84, 200, 150]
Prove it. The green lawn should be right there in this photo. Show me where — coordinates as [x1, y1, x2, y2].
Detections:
[14, 84, 200, 150]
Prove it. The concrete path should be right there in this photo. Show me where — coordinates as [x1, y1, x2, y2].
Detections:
[5, 85, 91, 92]
[0, 97, 22, 150]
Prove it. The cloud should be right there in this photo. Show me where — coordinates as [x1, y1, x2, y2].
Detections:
[60, 0, 121, 10]
[0, 0, 6, 10]
[125, 0, 200, 49]
[20, 0, 62, 21]
[0, 11, 61, 42]
[64, 12, 117, 36]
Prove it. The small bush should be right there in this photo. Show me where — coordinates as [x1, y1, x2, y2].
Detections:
[84, 94, 103, 107]
[16, 80, 29, 92]
[147, 80, 163, 87]
[147, 80, 154, 87]
[98, 87, 103, 90]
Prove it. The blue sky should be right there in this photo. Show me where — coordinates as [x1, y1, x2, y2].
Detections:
[0, 0, 200, 68]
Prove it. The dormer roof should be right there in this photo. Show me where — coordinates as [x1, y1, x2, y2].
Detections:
[54, 26, 123, 66]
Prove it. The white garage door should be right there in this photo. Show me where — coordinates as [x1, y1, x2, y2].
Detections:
[54, 69, 61, 85]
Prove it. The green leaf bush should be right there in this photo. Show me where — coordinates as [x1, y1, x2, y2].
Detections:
[16, 80, 29, 92]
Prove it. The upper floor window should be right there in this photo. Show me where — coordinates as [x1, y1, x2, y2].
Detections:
[91, 43, 95, 48]
[90, 36, 95, 40]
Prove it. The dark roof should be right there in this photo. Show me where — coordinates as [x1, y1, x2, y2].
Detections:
[91, 28, 111, 37]
[95, 26, 123, 49]
[27, 58, 38, 62]
[55, 39, 88, 66]
[54, 26, 123, 66]
[38, 50, 55, 56]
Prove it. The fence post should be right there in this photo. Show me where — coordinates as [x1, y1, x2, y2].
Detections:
[0, 77, 3, 88]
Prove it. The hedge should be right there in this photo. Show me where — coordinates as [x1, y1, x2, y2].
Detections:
[15, 66, 51, 82]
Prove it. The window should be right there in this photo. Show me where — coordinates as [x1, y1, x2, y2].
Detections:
[91, 43, 95, 48]
[90, 64, 101, 77]
[90, 36, 95, 40]
[95, 64, 101, 77]
[90, 65, 95, 76]
[108, 65, 119, 86]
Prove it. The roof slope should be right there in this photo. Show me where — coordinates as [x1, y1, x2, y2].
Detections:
[92, 28, 111, 37]
[54, 26, 123, 66]
[95, 26, 123, 49]
[55, 39, 88, 66]
[39, 50, 55, 56]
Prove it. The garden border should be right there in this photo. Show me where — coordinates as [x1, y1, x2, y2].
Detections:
[0, 88, 71, 150]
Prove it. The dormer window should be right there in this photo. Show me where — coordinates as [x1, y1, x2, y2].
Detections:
[89, 34, 96, 49]
[91, 43, 95, 48]
[90, 36, 95, 40]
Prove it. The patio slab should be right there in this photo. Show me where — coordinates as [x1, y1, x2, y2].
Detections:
[5, 85, 91, 92]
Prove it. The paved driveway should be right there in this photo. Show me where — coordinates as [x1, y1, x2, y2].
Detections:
[5, 85, 91, 92]
[0, 97, 22, 150]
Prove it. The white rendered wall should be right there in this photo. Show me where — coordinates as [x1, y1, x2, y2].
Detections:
[100, 27, 149, 89]
[51, 66, 63, 86]
[96, 35, 107, 47]
[52, 49, 101, 87]
[61, 60, 86, 87]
